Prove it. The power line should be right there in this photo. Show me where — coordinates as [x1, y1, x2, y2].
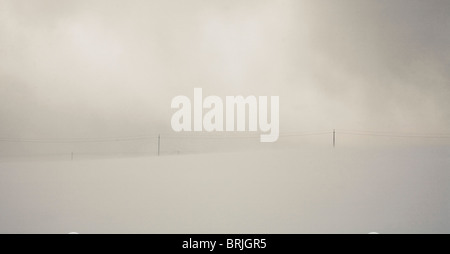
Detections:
[0, 136, 158, 143]
[337, 129, 450, 136]
[338, 131, 450, 139]
[279, 132, 332, 137]
[1, 130, 450, 143]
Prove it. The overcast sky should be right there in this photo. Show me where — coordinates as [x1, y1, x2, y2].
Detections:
[1, 0, 449, 141]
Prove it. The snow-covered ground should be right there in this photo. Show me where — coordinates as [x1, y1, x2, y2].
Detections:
[0, 146, 449, 233]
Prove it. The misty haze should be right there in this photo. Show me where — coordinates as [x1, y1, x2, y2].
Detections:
[0, 0, 449, 233]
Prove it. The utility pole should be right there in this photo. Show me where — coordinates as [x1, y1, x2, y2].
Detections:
[158, 134, 160, 156]
[333, 129, 336, 148]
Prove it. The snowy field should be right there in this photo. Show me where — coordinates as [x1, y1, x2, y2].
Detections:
[0, 146, 449, 234]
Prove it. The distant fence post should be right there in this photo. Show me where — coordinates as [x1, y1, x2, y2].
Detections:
[333, 129, 336, 147]
[158, 134, 160, 156]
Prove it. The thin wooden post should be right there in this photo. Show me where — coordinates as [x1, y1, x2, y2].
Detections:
[158, 134, 160, 156]
[333, 129, 336, 148]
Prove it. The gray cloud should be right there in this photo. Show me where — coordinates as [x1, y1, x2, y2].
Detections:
[1, 0, 449, 146]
